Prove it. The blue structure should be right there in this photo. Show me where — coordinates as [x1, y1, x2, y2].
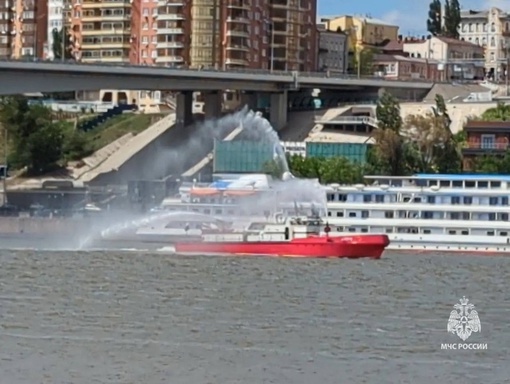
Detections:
[78, 104, 137, 132]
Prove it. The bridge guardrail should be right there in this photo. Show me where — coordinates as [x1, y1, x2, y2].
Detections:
[0, 58, 441, 84]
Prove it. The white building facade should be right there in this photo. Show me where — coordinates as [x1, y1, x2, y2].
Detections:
[46, 0, 63, 60]
[459, 7, 510, 80]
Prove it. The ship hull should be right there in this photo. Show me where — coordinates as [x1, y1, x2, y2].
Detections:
[175, 234, 389, 258]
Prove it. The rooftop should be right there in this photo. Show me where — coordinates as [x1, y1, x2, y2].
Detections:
[319, 14, 398, 27]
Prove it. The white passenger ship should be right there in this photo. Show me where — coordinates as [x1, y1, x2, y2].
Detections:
[325, 174, 510, 253]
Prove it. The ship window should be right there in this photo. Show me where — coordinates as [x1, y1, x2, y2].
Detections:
[363, 194, 372, 202]
[451, 212, 460, 220]
[440, 180, 450, 187]
[491, 181, 501, 188]
[462, 212, 470, 220]
[500, 213, 509, 221]
[385, 211, 394, 218]
[427, 196, 436, 203]
[503, 197, 509, 205]
[423, 229, 431, 234]
[451, 196, 460, 204]
[398, 211, 407, 218]
[204, 209, 211, 214]
[453, 180, 463, 187]
[348, 227, 356, 232]
[336, 227, 344, 231]
[489, 197, 498, 205]
[327, 211, 332, 216]
[423, 211, 433, 219]
[466, 181, 476, 187]
[361, 210, 369, 218]
[348, 212, 356, 217]
[489, 213, 496, 221]
[338, 194, 347, 202]
[327, 193, 334, 201]
[375, 194, 384, 203]
[361, 227, 368, 233]
[463, 196, 472, 204]
[397, 227, 408, 233]
[501, 231, 508, 236]
[336, 211, 344, 217]
[478, 181, 489, 188]
[385, 228, 393, 233]
[448, 230, 456, 235]
[215, 209, 222, 214]
[487, 231, 495, 236]
[461, 230, 469, 235]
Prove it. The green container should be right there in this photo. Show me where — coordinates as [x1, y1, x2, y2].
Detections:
[306, 142, 369, 163]
[213, 140, 275, 173]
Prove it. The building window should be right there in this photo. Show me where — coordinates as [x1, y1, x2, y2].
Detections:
[491, 37, 496, 47]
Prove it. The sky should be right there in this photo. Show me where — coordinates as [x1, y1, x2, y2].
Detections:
[317, 0, 510, 35]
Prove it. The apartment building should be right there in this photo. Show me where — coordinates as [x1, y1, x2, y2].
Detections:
[403, 36, 485, 80]
[459, 7, 510, 80]
[317, 23, 348, 73]
[130, 0, 161, 64]
[372, 53, 441, 81]
[71, 0, 132, 63]
[0, 0, 47, 59]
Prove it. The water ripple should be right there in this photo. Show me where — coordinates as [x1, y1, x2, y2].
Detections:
[0, 250, 508, 383]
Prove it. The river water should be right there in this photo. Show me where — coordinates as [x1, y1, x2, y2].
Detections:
[0, 250, 508, 384]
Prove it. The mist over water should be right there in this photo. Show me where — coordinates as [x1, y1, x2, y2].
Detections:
[79, 106, 326, 249]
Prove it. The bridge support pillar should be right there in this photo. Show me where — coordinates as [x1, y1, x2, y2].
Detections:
[240, 91, 257, 110]
[269, 91, 288, 131]
[176, 91, 193, 127]
[203, 91, 222, 119]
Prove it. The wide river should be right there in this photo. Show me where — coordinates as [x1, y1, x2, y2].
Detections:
[0, 249, 508, 383]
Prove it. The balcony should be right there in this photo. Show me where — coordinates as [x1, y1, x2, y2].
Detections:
[462, 141, 509, 155]
[81, 29, 131, 36]
[225, 58, 249, 66]
[226, 27, 249, 38]
[157, 27, 184, 34]
[81, 42, 130, 49]
[156, 41, 184, 49]
[82, 14, 130, 22]
[158, 0, 184, 6]
[158, 13, 185, 20]
[226, 43, 250, 51]
[226, 0, 250, 10]
[82, 0, 128, 8]
[156, 55, 184, 63]
[226, 17, 250, 24]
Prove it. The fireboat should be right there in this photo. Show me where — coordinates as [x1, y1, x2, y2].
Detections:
[174, 215, 390, 258]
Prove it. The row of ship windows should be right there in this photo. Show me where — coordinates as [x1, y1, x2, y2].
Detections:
[327, 194, 510, 205]
[328, 210, 509, 221]
[334, 227, 508, 236]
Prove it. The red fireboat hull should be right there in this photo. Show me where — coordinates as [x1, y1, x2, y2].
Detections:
[174, 234, 390, 258]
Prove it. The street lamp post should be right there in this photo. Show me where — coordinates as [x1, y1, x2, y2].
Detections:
[2, 128, 7, 205]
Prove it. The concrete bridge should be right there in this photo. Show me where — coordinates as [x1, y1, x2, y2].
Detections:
[0, 60, 435, 130]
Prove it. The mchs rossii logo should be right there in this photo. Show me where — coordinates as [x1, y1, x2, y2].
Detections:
[441, 297, 487, 350]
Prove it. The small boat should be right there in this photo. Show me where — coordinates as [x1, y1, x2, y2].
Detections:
[174, 216, 390, 258]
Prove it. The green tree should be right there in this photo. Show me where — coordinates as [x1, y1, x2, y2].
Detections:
[427, 0, 443, 35]
[474, 152, 510, 173]
[355, 47, 377, 76]
[371, 90, 410, 175]
[480, 101, 510, 121]
[52, 28, 74, 60]
[443, 0, 461, 38]
[0, 97, 80, 175]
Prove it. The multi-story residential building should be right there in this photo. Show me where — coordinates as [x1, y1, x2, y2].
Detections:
[461, 120, 510, 170]
[71, 0, 132, 63]
[459, 7, 510, 80]
[372, 53, 440, 81]
[130, 0, 160, 64]
[403, 36, 485, 81]
[317, 22, 348, 73]
[0, 0, 47, 59]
